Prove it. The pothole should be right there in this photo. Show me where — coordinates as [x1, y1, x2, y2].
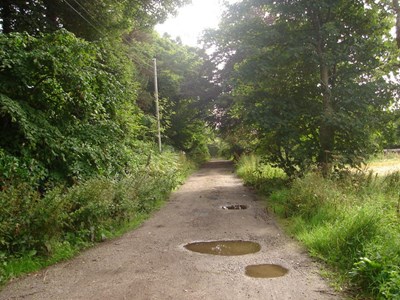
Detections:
[184, 240, 260, 256]
[245, 264, 289, 278]
[221, 204, 248, 210]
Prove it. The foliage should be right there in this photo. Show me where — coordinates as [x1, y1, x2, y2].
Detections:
[236, 154, 400, 299]
[351, 256, 400, 299]
[0, 0, 214, 289]
[0, 28, 207, 286]
[206, 138, 231, 159]
[205, 0, 397, 176]
[236, 154, 287, 195]
[0, 147, 194, 285]
[144, 35, 217, 163]
[0, 0, 189, 40]
[0, 31, 143, 186]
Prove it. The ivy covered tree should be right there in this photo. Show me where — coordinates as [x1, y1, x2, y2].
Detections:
[205, 0, 397, 176]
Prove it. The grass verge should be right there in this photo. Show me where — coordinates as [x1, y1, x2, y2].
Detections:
[0, 150, 196, 287]
[236, 154, 400, 299]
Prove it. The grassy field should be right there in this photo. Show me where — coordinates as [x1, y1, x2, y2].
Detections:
[236, 155, 400, 300]
[367, 153, 400, 175]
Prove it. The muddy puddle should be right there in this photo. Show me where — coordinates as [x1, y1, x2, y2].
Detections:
[245, 264, 288, 278]
[184, 240, 260, 256]
[221, 204, 248, 210]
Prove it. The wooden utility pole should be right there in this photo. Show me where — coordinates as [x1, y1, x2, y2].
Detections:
[153, 58, 162, 153]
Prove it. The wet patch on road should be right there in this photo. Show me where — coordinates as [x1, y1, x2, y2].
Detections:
[184, 240, 261, 256]
[245, 264, 288, 278]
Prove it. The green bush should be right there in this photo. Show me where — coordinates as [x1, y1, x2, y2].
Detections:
[63, 178, 116, 241]
[0, 185, 66, 256]
[283, 173, 341, 219]
[0, 149, 48, 190]
[351, 256, 400, 299]
[0, 31, 141, 186]
[0, 148, 195, 285]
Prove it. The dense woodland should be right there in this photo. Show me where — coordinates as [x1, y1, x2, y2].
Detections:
[1, 0, 400, 298]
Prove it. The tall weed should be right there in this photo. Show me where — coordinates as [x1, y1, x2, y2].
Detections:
[299, 207, 383, 269]
[236, 154, 287, 194]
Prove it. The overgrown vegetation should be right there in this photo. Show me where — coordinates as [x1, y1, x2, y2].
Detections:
[211, 3, 400, 296]
[2, 0, 400, 297]
[0, 0, 213, 287]
[237, 154, 400, 299]
[0, 147, 195, 285]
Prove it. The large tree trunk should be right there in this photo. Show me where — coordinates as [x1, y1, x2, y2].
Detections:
[313, 11, 335, 176]
[318, 63, 335, 176]
[394, 0, 400, 48]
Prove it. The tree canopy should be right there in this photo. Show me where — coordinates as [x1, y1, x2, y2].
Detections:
[204, 0, 398, 176]
[1, 0, 189, 39]
[1, 0, 400, 181]
[0, 0, 216, 190]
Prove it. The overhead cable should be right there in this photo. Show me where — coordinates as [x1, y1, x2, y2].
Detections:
[62, 0, 153, 69]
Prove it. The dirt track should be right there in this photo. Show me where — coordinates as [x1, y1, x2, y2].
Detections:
[0, 160, 340, 300]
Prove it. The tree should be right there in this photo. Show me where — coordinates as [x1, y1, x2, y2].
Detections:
[0, 0, 189, 40]
[146, 35, 218, 161]
[205, 0, 396, 176]
[394, 0, 400, 48]
[0, 31, 143, 185]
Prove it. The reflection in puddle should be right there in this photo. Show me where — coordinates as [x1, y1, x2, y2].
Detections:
[184, 240, 261, 256]
[245, 264, 288, 278]
[222, 204, 248, 210]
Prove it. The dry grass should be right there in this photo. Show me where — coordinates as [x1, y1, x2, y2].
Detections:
[366, 154, 400, 175]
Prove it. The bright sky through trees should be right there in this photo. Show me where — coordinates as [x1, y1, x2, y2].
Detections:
[155, 0, 238, 47]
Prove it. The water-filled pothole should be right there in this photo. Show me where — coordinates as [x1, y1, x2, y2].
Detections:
[222, 204, 248, 210]
[184, 240, 260, 256]
[245, 264, 289, 278]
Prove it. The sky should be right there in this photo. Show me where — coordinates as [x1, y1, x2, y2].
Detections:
[155, 0, 237, 47]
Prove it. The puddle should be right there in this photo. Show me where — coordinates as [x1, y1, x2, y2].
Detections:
[184, 240, 261, 256]
[245, 264, 289, 278]
[222, 204, 248, 210]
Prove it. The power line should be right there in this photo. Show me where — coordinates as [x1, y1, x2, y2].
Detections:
[62, 0, 104, 37]
[61, 0, 165, 149]
[62, 0, 153, 70]
[71, 0, 99, 25]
